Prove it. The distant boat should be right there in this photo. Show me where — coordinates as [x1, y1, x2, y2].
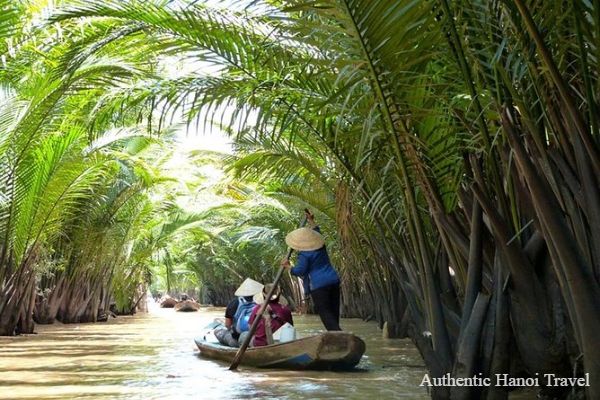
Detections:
[194, 331, 366, 370]
[175, 299, 200, 312]
[160, 296, 177, 308]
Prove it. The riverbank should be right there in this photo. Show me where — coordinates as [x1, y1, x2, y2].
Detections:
[0, 307, 429, 399]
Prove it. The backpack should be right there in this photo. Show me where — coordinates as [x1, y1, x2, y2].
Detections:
[233, 297, 256, 334]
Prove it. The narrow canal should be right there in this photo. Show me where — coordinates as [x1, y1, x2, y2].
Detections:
[0, 304, 429, 399]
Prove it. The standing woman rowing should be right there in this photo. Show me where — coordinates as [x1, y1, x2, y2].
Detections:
[281, 210, 342, 331]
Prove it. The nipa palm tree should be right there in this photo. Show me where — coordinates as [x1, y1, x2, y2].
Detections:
[12, 0, 600, 399]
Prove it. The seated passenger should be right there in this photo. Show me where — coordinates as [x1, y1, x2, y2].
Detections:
[214, 278, 263, 347]
[248, 284, 293, 347]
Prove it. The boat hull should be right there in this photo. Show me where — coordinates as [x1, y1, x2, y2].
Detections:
[175, 300, 200, 312]
[160, 297, 177, 308]
[194, 332, 365, 370]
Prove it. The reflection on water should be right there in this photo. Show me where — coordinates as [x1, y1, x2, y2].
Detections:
[0, 303, 429, 399]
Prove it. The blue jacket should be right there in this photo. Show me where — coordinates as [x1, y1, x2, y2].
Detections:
[291, 244, 340, 294]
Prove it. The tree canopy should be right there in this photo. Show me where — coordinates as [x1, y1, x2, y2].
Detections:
[2, 1, 600, 399]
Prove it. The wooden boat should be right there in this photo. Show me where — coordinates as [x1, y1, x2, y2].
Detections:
[175, 299, 200, 312]
[194, 331, 366, 370]
[160, 296, 177, 308]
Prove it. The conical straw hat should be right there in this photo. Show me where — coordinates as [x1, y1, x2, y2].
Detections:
[234, 278, 264, 297]
[285, 227, 325, 251]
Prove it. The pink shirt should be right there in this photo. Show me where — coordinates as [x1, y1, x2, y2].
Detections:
[248, 302, 293, 347]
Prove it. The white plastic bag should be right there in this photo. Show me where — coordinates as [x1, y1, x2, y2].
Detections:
[273, 322, 296, 342]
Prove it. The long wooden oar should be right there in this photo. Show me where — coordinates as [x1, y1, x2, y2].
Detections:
[229, 212, 308, 370]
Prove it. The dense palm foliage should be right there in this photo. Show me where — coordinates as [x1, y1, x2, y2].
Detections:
[0, 0, 185, 332]
[146, 151, 299, 305]
[2, 0, 600, 399]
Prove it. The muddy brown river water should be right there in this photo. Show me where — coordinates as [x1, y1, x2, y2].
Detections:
[0, 303, 430, 399]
